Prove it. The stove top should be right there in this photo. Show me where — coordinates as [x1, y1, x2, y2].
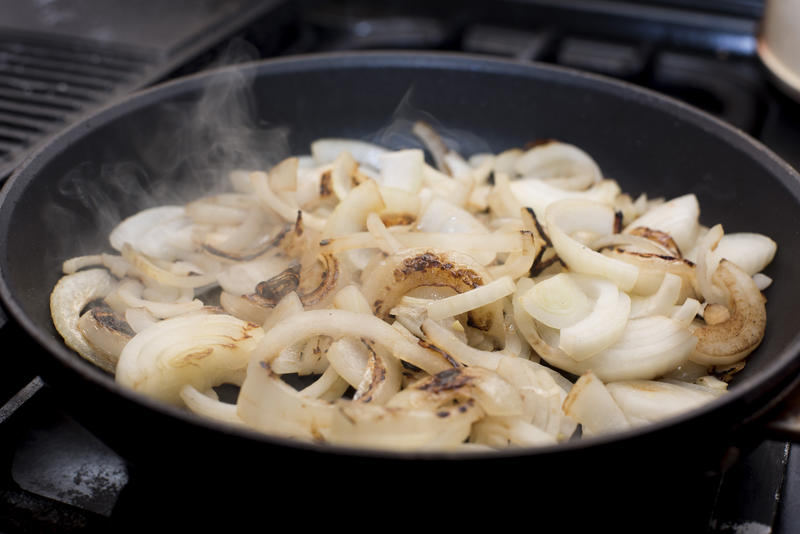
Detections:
[2, 1, 799, 532]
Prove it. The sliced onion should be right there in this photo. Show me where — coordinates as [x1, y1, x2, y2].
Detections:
[546, 199, 639, 292]
[361, 248, 504, 344]
[624, 193, 700, 254]
[416, 196, 494, 265]
[495, 356, 576, 440]
[471, 416, 558, 448]
[237, 360, 337, 441]
[426, 275, 515, 321]
[378, 149, 424, 194]
[115, 313, 264, 405]
[327, 400, 480, 451]
[629, 272, 683, 318]
[606, 379, 724, 426]
[50, 268, 117, 372]
[311, 138, 387, 169]
[514, 141, 602, 190]
[420, 318, 505, 371]
[109, 206, 190, 262]
[116, 278, 204, 318]
[180, 384, 246, 427]
[121, 244, 217, 289]
[712, 232, 777, 276]
[562, 371, 630, 436]
[248, 309, 454, 375]
[251, 167, 326, 232]
[387, 367, 523, 417]
[77, 306, 133, 370]
[558, 274, 631, 361]
[690, 259, 767, 366]
[520, 272, 592, 329]
[510, 178, 620, 220]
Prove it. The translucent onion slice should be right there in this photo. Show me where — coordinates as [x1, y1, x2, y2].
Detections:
[520, 272, 592, 329]
[378, 149, 424, 194]
[514, 141, 602, 190]
[416, 196, 494, 265]
[471, 416, 558, 448]
[109, 206, 190, 261]
[510, 178, 620, 220]
[387, 367, 523, 417]
[321, 179, 386, 270]
[50, 268, 117, 372]
[325, 337, 370, 389]
[353, 341, 402, 404]
[116, 278, 204, 318]
[251, 166, 326, 232]
[546, 199, 639, 292]
[237, 361, 337, 441]
[361, 248, 505, 345]
[629, 272, 683, 318]
[420, 318, 504, 371]
[115, 313, 264, 405]
[712, 232, 777, 276]
[248, 309, 454, 375]
[180, 384, 246, 427]
[311, 138, 387, 169]
[426, 275, 515, 321]
[606, 379, 724, 426]
[121, 244, 218, 289]
[562, 371, 630, 436]
[580, 315, 697, 381]
[558, 274, 631, 361]
[495, 356, 577, 441]
[327, 400, 481, 451]
[624, 193, 700, 254]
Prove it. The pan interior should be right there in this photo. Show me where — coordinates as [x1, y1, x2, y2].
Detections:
[3, 53, 800, 454]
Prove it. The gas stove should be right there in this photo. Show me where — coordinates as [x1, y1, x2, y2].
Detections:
[1, 1, 799, 531]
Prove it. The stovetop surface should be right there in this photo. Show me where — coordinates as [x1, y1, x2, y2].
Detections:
[2, 1, 799, 532]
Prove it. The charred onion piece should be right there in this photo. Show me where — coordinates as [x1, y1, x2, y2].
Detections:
[50, 268, 116, 372]
[690, 259, 767, 366]
[78, 306, 134, 371]
[256, 263, 301, 304]
[361, 248, 505, 345]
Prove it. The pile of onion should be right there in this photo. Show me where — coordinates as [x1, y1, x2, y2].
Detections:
[50, 125, 776, 450]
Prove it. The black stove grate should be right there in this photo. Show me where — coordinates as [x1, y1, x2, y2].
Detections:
[0, 33, 156, 179]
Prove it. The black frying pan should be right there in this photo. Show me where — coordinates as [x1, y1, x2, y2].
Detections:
[2, 52, 800, 524]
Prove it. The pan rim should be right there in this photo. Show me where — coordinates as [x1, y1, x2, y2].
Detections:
[2, 49, 800, 461]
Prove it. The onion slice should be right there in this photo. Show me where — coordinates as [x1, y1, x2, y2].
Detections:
[115, 313, 264, 405]
[546, 199, 639, 291]
[50, 268, 117, 372]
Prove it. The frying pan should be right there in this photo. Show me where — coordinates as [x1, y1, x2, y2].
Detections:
[2, 51, 800, 523]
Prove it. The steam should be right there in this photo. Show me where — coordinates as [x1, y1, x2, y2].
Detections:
[368, 85, 492, 159]
[49, 38, 290, 258]
[46, 46, 490, 265]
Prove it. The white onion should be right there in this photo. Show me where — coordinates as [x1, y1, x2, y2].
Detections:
[558, 274, 631, 361]
[624, 193, 700, 254]
[712, 232, 777, 276]
[606, 379, 724, 426]
[546, 199, 639, 292]
[426, 275, 515, 321]
[520, 272, 592, 329]
[378, 149, 424, 193]
[50, 269, 117, 372]
[562, 371, 630, 436]
[116, 313, 264, 405]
